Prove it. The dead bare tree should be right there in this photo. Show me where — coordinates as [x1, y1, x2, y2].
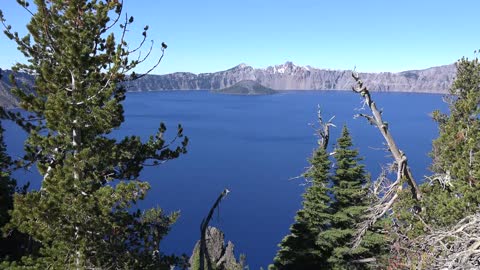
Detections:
[199, 189, 230, 270]
[351, 71, 422, 248]
[291, 107, 335, 183]
[314, 106, 336, 151]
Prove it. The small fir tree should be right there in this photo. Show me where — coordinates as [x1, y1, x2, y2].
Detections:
[0, 0, 187, 268]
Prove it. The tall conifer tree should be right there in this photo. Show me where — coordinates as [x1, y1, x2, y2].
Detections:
[272, 126, 387, 269]
[317, 126, 386, 269]
[271, 144, 332, 269]
[424, 56, 480, 226]
[0, 1, 187, 268]
[432, 57, 480, 182]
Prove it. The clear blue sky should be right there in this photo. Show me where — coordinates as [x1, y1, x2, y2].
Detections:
[0, 0, 479, 75]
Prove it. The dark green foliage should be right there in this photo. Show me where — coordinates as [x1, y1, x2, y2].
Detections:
[272, 146, 332, 269]
[272, 126, 387, 269]
[318, 126, 386, 269]
[388, 55, 480, 268]
[425, 56, 480, 226]
[0, 0, 187, 268]
[432, 57, 480, 182]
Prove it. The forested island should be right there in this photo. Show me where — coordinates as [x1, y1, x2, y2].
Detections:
[212, 80, 277, 95]
[1, 1, 480, 270]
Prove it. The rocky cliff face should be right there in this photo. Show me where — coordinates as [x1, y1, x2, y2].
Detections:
[125, 62, 456, 93]
[0, 63, 457, 108]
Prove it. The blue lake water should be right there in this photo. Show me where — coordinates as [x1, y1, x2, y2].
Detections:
[4, 90, 447, 269]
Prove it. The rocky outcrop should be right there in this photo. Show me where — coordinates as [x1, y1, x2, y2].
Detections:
[189, 227, 245, 270]
[125, 62, 456, 93]
[213, 80, 277, 95]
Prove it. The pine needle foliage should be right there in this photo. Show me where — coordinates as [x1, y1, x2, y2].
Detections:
[0, 1, 188, 268]
[272, 145, 332, 270]
[425, 56, 480, 227]
[320, 126, 386, 269]
[272, 126, 386, 269]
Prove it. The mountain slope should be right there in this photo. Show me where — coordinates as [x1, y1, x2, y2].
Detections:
[125, 62, 456, 93]
[0, 63, 457, 108]
[0, 69, 34, 109]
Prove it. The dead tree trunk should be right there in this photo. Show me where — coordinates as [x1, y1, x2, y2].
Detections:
[315, 107, 335, 151]
[351, 71, 422, 247]
[199, 189, 230, 270]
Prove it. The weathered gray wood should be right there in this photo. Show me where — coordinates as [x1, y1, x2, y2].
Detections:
[199, 189, 229, 270]
[351, 71, 422, 249]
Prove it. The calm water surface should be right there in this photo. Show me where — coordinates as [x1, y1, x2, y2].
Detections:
[4, 90, 447, 269]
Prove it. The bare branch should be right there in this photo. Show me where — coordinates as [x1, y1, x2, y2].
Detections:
[351, 72, 421, 200]
[126, 44, 166, 81]
[411, 213, 480, 269]
[352, 258, 377, 264]
[314, 105, 335, 150]
[199, 189, 230, 270]
[350, 71, 422, 248]
[425, 171, 453, 190]
[18, 0, 35, 16]
[104, 0, 123, 31]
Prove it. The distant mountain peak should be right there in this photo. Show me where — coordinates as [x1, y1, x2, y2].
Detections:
[231, 63, 251, 70]
[231, 62, 316, 74]
[275, 61, 296, 68]
[263, 61, 313, 74]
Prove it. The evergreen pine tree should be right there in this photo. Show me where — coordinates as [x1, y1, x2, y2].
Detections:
[317, 126, 386, 269]
[272, 126, 387, 270]
[271, 144, 332, 269]
[425, 56, 480, 226]
[0, 1, 187, 268]
[432, 56, 480, 182]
